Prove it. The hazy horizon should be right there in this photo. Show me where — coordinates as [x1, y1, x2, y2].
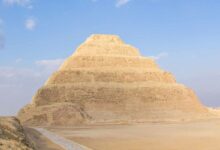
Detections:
[1, 0, 220, 116]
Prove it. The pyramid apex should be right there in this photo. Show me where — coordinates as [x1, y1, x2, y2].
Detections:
[85, 34, 124, 44]
[72, 34, 140, 56]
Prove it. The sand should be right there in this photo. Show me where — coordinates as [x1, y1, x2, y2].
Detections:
[47, 119, 220, 150]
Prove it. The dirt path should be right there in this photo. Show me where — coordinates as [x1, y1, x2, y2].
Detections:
[35, 128, 92, 150]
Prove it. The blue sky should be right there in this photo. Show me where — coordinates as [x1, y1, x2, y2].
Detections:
[0, 0, 220, 115]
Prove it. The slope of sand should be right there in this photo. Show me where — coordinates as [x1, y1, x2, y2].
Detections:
[47, 119, 220, 150]
[0, 116, 63, 150]
[0, 117, 34, 150]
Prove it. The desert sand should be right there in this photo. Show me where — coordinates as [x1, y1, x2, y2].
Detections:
[3, 117, 220, 150]
[47, 119, 220, 150]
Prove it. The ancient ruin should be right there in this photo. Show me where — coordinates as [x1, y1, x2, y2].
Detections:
[18, 34, 209, 126]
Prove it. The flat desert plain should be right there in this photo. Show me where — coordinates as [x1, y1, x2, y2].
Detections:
[47, 119, 220, 150]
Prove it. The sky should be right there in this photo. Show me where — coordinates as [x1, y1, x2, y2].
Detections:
[0, 0, 220, 116]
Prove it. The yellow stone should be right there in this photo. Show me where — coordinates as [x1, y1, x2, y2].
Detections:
[18, 34, 209, 126]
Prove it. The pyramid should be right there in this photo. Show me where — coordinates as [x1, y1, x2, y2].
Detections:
[18, 34, 209, 126]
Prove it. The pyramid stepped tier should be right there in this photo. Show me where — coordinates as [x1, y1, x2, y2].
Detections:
[32, 83, 192, 106]
[75, 43, 140, 56]
[45, 69, 176, 84]
[59, 56, 158, 69]
[18, 34, 212, 126]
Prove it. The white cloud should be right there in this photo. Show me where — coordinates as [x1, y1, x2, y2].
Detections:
[116, 0, 131, 7]
[25, 18, 36, 30]
[90, 0, 131, 7]
[35, 59, 64, 72]
[0, 67, 39, 79]
[0, 66, 44, 116]
[15, 58, 23, 63]
[2, 0, 33, 8]
[26, 4, 32, 9]
[0, 58, 63, 81]
[0, 58, 64, 115]
[149, 52, 169, 60]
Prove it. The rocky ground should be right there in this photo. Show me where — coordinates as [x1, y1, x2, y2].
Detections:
[0, 117, 63, 150]
[0, 117, 34, 150]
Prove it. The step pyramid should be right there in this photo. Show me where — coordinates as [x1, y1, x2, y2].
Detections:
[18, 34, 209, 126]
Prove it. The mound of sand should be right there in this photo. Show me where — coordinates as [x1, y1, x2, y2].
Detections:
[0, 117, 34, 150]
[18, 34, 212, 126]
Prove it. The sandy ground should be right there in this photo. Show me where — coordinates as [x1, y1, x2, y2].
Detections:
[35, 128, 92, 150]
[47, 119, 220, 150]
[24, 127, 64, 150]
